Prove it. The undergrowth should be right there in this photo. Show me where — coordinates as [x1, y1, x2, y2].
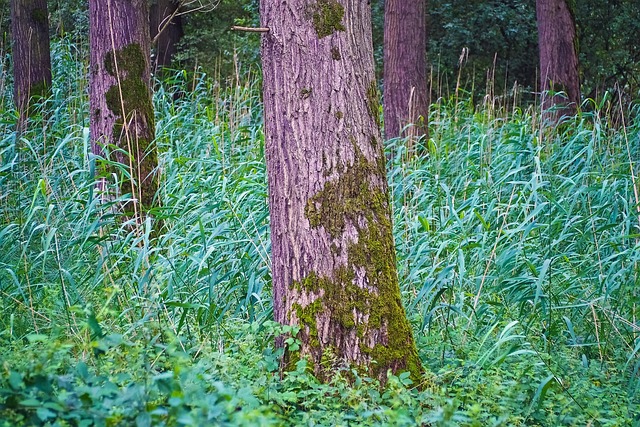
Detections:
[0, 40, 639, 426]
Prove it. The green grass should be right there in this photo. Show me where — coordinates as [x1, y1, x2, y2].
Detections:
[0, 39, 639, 426]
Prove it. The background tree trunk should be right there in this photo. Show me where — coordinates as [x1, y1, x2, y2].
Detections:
[150, 0, 183, 71]
[260, 0, 423, 383]
[536, 0, 580, 119]
[89, 0, 158, 217]
[383, 0, 429, 143]
[10, 0, 52, 123]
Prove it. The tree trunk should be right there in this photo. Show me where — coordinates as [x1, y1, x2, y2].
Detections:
[10, 0, 52, 123]
[89, 0, 158, 218]
[536, 0, 580, 119]
[260, 0, 423, 383]
[150, 0, 183, 71]
[383, 0, 429, 143]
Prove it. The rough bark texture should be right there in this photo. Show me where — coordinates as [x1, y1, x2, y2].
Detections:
[260, 0, 423, 383]
[89, 0, 158, 215]
[536, 0, 580, 119]
[383, 0, 429, 142]
[10, 0, 52, 122]
[150, 0, 183, 70]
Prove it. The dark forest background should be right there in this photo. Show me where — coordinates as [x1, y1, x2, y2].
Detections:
[0, 0, 638, 101]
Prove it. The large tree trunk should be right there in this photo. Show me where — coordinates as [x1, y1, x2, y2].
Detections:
[383, 0, 429, 142]
[260, 0, 423, 383]
[150, 0, 183, 71]
[10, 0, 52, 123]
[89, 0, 158, 218]
[536, 0, 580, 119]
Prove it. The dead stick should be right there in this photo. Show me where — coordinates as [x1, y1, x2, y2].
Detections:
[231, 26, 270, 33]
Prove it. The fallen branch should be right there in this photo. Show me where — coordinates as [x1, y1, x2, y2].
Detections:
[231, 26, 270, 33]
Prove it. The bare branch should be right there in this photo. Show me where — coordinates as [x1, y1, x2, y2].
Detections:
[231, 26, 270, 33]
[152, 0, 221, 45]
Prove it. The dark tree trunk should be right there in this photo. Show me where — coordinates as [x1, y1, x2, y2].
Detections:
[536, 0, 580, 119]
[10, 0, 52, 123]
[150, 0, 183, 71]
[383, 0, 429, 142]
[89, 0, 158, 218]
[260, 0, 423, 383]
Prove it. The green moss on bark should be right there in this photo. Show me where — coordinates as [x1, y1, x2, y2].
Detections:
[307, 0, 345, 39]
[104, 43, 154, 134]
[292, 297, 322, 349]
[294, 146, 423, 383]
[105, 43, 146, 78]
[103, 43, 157, 211]
[366, 81, 381, 127]
[305, 147, 385, 239]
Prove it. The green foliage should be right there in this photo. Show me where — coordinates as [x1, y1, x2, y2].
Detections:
[428, 0, 538, 96]
[388, 95, 640, 423]
[48, 0, 88, 37]
[576, 0, 640, 99]
[175, 0, 260, 82]
[1, 0, 638, 103]
[0, 38, 639, 425]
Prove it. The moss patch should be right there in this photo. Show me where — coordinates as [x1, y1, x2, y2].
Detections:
[307, 0, 345, 39]
[294, 145, 423, 383]
[103, 43, 157, 211]
[305, 147, 386, 239]
[366, 81, 381, 127]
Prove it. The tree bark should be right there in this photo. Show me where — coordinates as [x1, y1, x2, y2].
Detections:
[383, 0, 429, 142]
[150, 0, 183, 71]
[260, 0, 423, 383]
[89, 0, 158, 217]
[536, 0, 580, 119]
[10, 0, 52, 123]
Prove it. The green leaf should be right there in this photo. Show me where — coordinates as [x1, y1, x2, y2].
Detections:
[528, 375, 557, 414]
[36, 407, 56, 421]
[87, 312, 104, 339]
[418, 215, 431, 232]
[8, 371, 24, 390]
[19, 398, 41, 407]
[25, 334, 48, 343]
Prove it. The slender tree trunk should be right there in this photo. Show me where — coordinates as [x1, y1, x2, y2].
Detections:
[383, 0, 429, 143]
[260, 0, 423, 383]
[10, 0, 52, 124]
[89, 0, 158, 217]
[536, 0, 580, 119]
[150, 0, 183, 71]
